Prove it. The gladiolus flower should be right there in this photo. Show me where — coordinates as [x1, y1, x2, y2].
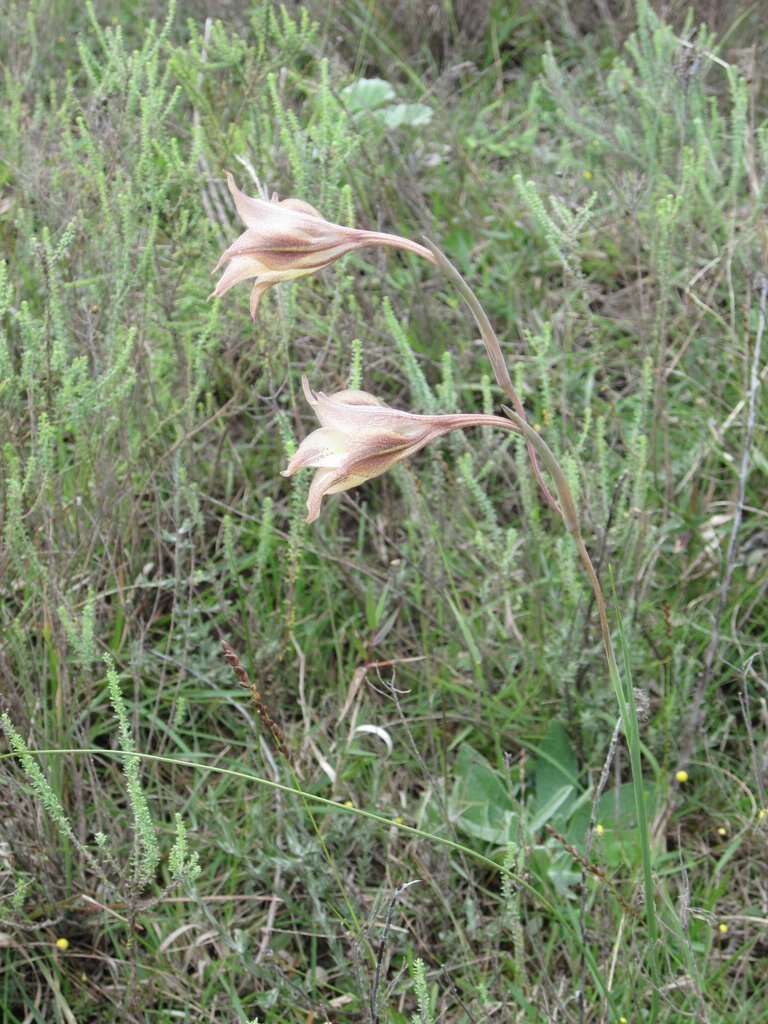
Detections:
[210, 173, 435, 318]
[282, 377, 520, 522]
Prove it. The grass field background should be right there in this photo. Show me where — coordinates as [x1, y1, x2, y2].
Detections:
[1, 1, 767, 1021]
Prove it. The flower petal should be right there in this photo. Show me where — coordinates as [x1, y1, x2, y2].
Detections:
[313, 390, 427, 438]
[225, 173, 351, 252]
[209, 255, 264, 299]
[325, 389, 386, 407]
[281, 428, 352, 475]
[303, 443, 424, 523]
[218, 230, 354, 270]
[225, 172, 283, 230]
[300, 375, 383, 414]
[305, 466, 387, 523]
[249, 281, 271, 319]
[306, 468, 342, 523]
[278, 197, 324, 219]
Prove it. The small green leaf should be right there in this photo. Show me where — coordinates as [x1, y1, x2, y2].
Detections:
[340, 78, 396, 113]
[373, 102, 433, 129]
[446, 596, 482, 668]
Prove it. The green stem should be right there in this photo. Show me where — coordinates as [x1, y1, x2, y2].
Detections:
[510, 391, 661, 1014]
[426, 248, 661, 1012]
[424, 238, 561, 516]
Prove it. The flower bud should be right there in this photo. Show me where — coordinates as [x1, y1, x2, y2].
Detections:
[210, 174, 434, 319]
[282, 377, 518, 522]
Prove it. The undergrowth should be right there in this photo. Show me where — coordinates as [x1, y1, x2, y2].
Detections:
[1, 1, 766, 1021]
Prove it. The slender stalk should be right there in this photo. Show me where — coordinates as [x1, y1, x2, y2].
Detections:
[507, 380, 660, 1010]
[423, 250, 662, 1008]
[424, 237, 561, 516]
[359, 230, 437, 264]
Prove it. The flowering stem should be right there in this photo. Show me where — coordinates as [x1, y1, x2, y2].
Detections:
[421, 246, 663, 976]
[422, 236, 624, 729]
[360, 231, 437, 264]
[499, 405, 661, 988]
[499, 408, 617, 678]
[504, 398, 661, 985]
[424, 237, 560, 516]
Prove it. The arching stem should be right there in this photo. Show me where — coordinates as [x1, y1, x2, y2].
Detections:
[424, 237, 561, 516]
[422, 243, 662, 977]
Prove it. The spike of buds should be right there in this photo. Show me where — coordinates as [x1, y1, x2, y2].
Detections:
[210, 174, 435, 319]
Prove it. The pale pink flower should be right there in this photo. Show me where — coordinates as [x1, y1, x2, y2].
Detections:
[210, 173, 435, 319]
[282, 377, 520, 522]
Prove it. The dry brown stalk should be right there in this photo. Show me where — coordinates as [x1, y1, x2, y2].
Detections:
[220, 640, 293, 765]
[544, 825, 638, 919]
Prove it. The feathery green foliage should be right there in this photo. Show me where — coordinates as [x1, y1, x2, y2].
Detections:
[1, 1, 767, 1020]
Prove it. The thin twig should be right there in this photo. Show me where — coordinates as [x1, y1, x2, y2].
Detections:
[571, 472, 628, 709]
[740, 654, 767, 808]
[679, 276, 766, 765]
[255, 863, 283, 965]
[545, 824, 637, 920]
[382, 674, 479, 893]
[194, 18, 230, 243]
[369, 880, 421, 1024]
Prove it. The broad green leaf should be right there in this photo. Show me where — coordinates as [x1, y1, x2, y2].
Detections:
[529, 784, 575, 833]
[569, 781, 660, 867]
[340, 78, 396, 113]
[448, 744, 517, 845]
[531, 721, 579, 826]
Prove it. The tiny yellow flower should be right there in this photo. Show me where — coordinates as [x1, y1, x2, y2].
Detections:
[393, 816, 405, 826]
[758, 808, 767, 821]
[55, 937, 69, 951]
[619, 1018, 628, 1024]
[342, 800, 354, 809]
[717, 826, 727, 837]
[718, 923, 729, 935]
[675, 770, 689, 784]
[595, 823, 605, 837]
[582, 170, 593, 181]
